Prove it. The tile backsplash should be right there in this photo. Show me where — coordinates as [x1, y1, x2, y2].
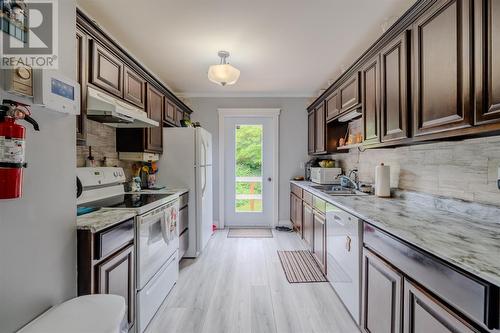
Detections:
[331, 135, 500, 206]
[76, 119, 135, 179]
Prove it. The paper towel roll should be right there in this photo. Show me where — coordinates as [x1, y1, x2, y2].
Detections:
[375, 163, 391, 197]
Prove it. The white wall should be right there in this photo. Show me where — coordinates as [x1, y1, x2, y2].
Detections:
[0, 1, 77, 332]
[190, 97, 309, 225]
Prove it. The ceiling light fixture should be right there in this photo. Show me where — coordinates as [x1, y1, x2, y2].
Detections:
[208, 51, 240, 86]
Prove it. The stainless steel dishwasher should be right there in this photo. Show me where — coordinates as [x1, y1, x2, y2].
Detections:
[326, 202, 363, 325]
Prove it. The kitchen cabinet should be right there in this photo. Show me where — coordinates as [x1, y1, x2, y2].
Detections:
[315, 103, 326, 154]
[123, 66, 146, 109]
[89, 40, 124, 98]
[361, 248, 402, 333]
[403, 279, 479, 333]
[293, 195, 303, 235]
[146, 85, 164, 153]
[380, 32, 410, 142]
[412, 0, 472, 137]
[178, 192, 189, 260]
[176, 107, 184, 126]
[326, 90, 340, 121]
[361, 55, 381, 145]
[96, 244, 135, 328]
[76, 27, 87, 145]
[303, 201, 314, 251]
[164, 99, 176, 125]
[313, 210, 326, 273]
[308, 111, 315, 154]
[475, 0, 500, 125]
[339, 72, 361, 113]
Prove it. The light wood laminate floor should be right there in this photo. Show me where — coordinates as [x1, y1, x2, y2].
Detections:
[146, 229, 361, 333]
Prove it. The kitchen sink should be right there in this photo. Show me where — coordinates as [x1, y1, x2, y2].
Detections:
[311, 185, 367, 196]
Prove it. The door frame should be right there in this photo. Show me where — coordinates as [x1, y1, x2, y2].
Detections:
[218, 108, 280, 229]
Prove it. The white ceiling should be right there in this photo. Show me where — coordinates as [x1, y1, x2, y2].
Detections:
[77, 0, 417, 98]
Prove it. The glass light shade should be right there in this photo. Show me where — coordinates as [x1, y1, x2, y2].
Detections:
[208, 64, 240, 86]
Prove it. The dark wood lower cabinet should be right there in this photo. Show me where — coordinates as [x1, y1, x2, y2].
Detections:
[313, 211, 326, 273]
[303, 202, 314, 251]
[403, 279, 479, 333]
[362, 249, 403, 333]
[96, 244, 135, 328]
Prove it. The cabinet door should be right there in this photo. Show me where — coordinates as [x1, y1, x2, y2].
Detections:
[412, 0, 472, 137]
[294, 195, 303, 236]
[308, 111, 315, 154]
[146, 85, 164, 153]
[362, 55, 381, 145]
[176, 108, 184, 126]
[313, 211, 326, 273]
[123, 67, 146, 108]
[89, 40, 124, 98]
[381, 32, 410, 142]
[403, 279, 479, 333]
[164, 99, 176, 124]
[339, 72, 361, 113]
[475, 0, 500, 124]
[303, 203, 314, 250]
[315, 103, 326, 154]
[76, 28, 87, 145]
[96, 244, 135, 328]
[362, 249, 403, 333]
[290, 193, 296, 224]
[326, 91, 340, 121]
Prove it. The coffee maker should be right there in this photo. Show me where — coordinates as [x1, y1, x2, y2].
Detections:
[304, 158, 319, 181]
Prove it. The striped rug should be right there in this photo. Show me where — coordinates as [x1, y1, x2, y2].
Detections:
[277, 250, 328, 283]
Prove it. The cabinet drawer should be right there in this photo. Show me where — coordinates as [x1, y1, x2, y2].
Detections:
[94, 218, 134, 260]
[291, 184, 303, 198]
[364, 223, 499, 329]
[179, 192, 189, 209]
[303, 191, 313, 206]
[313, 196, 326, 214]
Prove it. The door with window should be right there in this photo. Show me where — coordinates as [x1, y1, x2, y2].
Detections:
[223, 116, 275, 227]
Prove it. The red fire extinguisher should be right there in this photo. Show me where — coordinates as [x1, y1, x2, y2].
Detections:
[0, 100, 40, 199]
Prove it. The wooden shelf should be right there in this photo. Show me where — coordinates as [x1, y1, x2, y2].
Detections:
[337, 143, 363, 150]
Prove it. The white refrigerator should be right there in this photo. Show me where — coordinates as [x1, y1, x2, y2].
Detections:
[157, 127, 213, 258]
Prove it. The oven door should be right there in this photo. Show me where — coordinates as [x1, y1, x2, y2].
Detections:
[136, 203, 178, 289]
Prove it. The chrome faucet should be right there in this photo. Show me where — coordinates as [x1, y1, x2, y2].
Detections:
[339, 169, 360, 190]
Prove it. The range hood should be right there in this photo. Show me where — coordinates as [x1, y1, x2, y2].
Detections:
[338, 107, 362, 123]
[86, 87, 159, 128]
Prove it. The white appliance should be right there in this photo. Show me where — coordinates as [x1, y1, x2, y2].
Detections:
[157, 127, 213, 258]
[76, 167, 180, 333]
[33, 69, 81, 115]
[85, 87, 158, 128]
[310, 167, 342, 184]
[326, 203, 362, 325]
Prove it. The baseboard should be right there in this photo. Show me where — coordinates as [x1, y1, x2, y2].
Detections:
[277, 219, 293, 228]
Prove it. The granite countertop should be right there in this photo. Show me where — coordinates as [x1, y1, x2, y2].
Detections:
[77, 209, 137, 233]
[291, 180, 500, 286]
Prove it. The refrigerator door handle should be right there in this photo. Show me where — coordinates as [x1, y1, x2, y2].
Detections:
[202, 166, 207, 197]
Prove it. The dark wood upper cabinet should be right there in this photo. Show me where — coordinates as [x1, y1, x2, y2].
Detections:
[146, 85, 164, 153]
[403, 279, 479, 333]
[412, 0, 472, 137]
[308, 111, 315, 154]
[123, 67, 146, 109]
[362, 55, 381, 145]
[315, 103, 326, 153]
[381, 32, 410, 142]
[326, 90, 340, 121]
[96, 244, 135, 329]
[362, 249, 403, 333]
[475, 0, 500, 124]
[175, 107, 184, 126]
[76, 27, 87, 145]
[164, 99, 176, 125]
[339, 72, 361, 113]
[89, 40, 124, 98]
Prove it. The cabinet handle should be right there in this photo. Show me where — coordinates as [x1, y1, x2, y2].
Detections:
[346, 236, 351, 252]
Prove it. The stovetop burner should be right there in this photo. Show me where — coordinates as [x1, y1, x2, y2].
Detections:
[78, 193, 171, 210]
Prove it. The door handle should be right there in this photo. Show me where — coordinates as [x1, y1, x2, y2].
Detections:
[267, 177, 272, 182]
[346, 236, 351, 252]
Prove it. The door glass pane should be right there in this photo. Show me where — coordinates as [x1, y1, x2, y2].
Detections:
[235, 124, 263, 212]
